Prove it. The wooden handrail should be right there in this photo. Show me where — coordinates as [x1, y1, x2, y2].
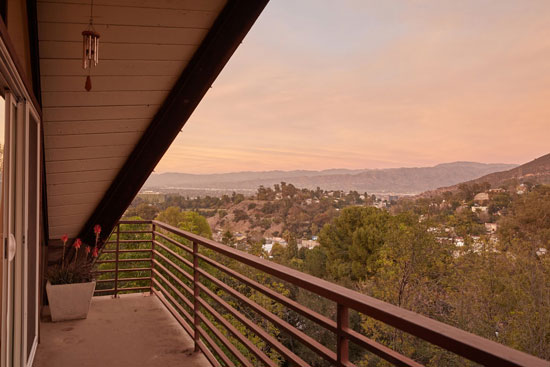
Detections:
[151, 219, 549, 367]
[93, 220, 549, 367]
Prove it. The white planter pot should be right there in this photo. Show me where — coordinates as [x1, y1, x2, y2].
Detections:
[46, 280, 96, 322]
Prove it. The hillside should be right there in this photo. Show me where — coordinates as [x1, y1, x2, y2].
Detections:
[145, 162, 516, 195]
[429, 153, 550, 194]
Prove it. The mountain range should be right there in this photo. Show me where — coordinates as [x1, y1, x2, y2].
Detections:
[144, 161, 519, 195]
[428, 153, 550, 194]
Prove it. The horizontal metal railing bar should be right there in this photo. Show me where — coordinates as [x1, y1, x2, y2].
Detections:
[196, 310, 253, 367]
[153, 240, 194, 270]
[152, 257, 194, 291]
[152, 288, 194, 336]
[198, 269, 337, 364]
[96, 277, 150, 284]
[96, 279, 115, 283]
[153, 252, 194, 283]
[153, 269, 193, 312]
[93, 269, 117, 274]
[152, 279, 193, 326]
[345, 328, 423, 367]
[197, 339, 222, 367]
[196, 252, 338, 334]
[105, 239, 153, 244]
[96, 258, 152, 264]
[114, 286, 151, 293]
[151, 220, 548, 367]
[197, 296, 278, 367]
[116, 230, 152, 234]
[102, 249, 152, 254]
[196, 325, 237, 367]
[154, 231, 193, 255]
[116, 276, 151, 283]
[197, 281, 308, 367]
[94, 288, 115, 293]
[93, 267, 152, 274]
[118, 220, 152, 225]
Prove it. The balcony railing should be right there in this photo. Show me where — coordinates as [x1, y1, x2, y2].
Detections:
[93, 220, 548, 367]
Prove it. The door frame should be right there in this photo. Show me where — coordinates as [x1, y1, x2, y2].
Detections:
[0, 29, 42, 367]
[22, 103, 40, 367]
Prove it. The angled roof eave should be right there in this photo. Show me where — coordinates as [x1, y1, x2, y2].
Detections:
[73, 0, 269, 246]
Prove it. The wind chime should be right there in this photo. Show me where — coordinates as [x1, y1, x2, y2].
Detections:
[82, 0, 100, 91]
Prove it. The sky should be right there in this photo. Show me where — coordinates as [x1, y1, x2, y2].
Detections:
[155, 0, 550, 174]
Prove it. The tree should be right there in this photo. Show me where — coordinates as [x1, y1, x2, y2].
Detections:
[319, 206, 391, 281]
[222, 230, 234, 245]
[155, 206, 212, 238]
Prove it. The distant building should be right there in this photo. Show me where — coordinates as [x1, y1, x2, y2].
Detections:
[299, 240, 320, 250]
[485, 223, 498, 233]
[474, 192, 489, 203]
[265, 237, 287, 247]
[262, 243, 273, 254]
[471, 205, 488, 213]
[516, 184, 527, 195]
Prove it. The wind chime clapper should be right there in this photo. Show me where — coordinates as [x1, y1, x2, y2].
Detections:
[82, 29, 100, 91]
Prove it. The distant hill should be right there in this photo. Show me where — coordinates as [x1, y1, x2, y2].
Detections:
[429, 153, 550, 194]
[144, 162, 517, 195]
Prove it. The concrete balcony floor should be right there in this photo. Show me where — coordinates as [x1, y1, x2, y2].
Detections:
[33, 293, 210, 367]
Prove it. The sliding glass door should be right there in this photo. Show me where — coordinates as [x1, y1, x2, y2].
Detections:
[0, 93, 41, 367]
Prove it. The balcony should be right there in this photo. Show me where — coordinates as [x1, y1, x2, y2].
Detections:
[34, 293, 210, 367]
[35, 220, 548, 367]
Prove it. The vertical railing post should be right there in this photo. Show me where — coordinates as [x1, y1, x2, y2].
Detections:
[114, 223, 120, 298]
[150, 222, 155, 294]
[337, 304, 349, 367]
[193, 241, 200, 351]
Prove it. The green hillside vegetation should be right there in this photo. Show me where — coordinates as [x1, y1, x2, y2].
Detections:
[114, 182, 550, 366]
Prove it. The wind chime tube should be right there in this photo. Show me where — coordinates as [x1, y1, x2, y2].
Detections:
[82, 34, 87, 69]
[94, 37, 98, 66]
[88, 34, 92, 62]
[95, 37, 99, 65]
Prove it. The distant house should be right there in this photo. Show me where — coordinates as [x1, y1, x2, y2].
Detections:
[262, 243, 274, 254]
[473, 192, 489, 203]
[471, 205, 488, 213]
[516, 183, 527, 195]
[536, 248, 547, 256]
[485, 223, 498, 233]
[299, 240, 320, 250]
[265, 237, 287, 247]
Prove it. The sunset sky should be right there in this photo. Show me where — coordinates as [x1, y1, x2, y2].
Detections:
[155, 0, 550, 174]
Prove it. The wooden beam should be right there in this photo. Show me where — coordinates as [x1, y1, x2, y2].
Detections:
[27, 0, 50, 246]
[75, 0, 269, 247]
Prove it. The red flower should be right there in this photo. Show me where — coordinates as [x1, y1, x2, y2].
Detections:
[61, 234, 69, 244]
[85, 246, 91, 255]
[73, 238, 82, 249]
[94, 224, 101, 235]
[92, 247, 99, 258]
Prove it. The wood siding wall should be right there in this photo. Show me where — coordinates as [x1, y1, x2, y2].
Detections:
[38, 0, 226, 240]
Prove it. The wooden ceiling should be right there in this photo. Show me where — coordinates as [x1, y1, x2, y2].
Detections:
[37, 0, 227, 239]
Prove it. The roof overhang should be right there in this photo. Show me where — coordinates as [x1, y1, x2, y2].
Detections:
[35, 0, 269, 246]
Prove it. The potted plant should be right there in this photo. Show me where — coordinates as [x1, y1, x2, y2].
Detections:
[46, 225, 101, 322]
